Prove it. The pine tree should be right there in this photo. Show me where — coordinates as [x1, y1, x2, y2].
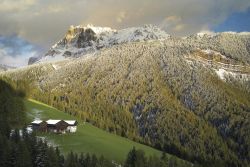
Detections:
[90, 154, 98, 167]
[65, 151, 79, 167]
[8, 142, 18, 167]
[124, 147, 137, 167]
[16, 141, 32, 167]
[124, 147, 147, 167]
[47, 147, 59, 167]
[79, 153, 85, 167]
[34, 140, 49, 167]
[0, 135, 10, 167]
[160, 152, 169, 167]
[134, 149, 146, 167]
[147, 155, 162, 167]
[84, 153, 91, 167]
[56, 147, 64, 167]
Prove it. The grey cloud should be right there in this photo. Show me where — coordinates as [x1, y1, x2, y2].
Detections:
[0, 0, 36, 12]
[0, 35, 42, 67]
[0, 0, 250, 48]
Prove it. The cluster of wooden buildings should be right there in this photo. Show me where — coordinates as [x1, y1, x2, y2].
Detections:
[29, 119, 78, 134]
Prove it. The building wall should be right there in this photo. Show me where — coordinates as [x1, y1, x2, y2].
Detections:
[67, 126, 77, 133]
[31, 120, 77, 133]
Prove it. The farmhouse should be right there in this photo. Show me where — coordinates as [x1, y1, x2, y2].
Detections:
[65, 120, 78, 133]
[46, 119, 69, 133]
[31, 120, 47, 132]
[30, 119, 78, 134]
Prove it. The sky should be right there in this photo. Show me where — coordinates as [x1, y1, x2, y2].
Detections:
[0, 0, 250, 67]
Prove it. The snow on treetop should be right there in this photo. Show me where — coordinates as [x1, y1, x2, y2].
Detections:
[196, 30, 216, 38]
[221, 31, 250, 36]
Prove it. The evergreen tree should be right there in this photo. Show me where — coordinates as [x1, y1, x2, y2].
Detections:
[47, 147, 59, 167]
[90, 154, 99, 167]
[124, 147, 147, 167]
[0, 135, 10, 167]
[124, 147, 137, 167]
[147, 155, 162, 167]
[79, 153, 85, 167]
[65, 151, 79, 167]
[160, 152, 169, 167]
[84, 153, 91, 167]
[34, 140, 49, 167]
[16, 142, 32, 167]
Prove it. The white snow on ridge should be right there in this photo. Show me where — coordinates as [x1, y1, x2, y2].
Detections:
[52, 64, 60, 70]
[30, 25, 170, 65]
[196, 31, 250, 38]
[215, 68, 250, 81]
[201, 49, 227, 59]
[222, 31, 250, 36]
[98, 25, 170, 47]
[37, 54, 68, 64]
[116, 25, 170, 41]
[75, 24, 115, 35]
[196, 30, 216, 38]
[215, 69, 228, 80]
[202, 49, 214, 55]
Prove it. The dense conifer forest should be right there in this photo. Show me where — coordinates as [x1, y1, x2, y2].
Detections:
[0, 78, 191, 167]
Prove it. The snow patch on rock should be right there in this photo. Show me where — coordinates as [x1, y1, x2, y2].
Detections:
[29, 25, 170, 65]
[215, 68, 250, 81]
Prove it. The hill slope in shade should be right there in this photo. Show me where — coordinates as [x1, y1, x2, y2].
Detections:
[25, 99, 191, 166]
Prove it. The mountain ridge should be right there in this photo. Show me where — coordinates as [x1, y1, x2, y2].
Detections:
[2, 24, 250, 166]
[28, 24, 170, 64]
[28, 24, 250, 68]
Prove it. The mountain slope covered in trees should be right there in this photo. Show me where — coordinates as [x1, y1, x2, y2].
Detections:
[2, 27, 250, 166]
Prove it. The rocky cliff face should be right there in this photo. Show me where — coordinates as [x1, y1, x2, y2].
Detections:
[28, 25, 170, 64]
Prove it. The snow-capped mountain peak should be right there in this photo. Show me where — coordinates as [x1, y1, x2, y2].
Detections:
[84, 24, 115, 34]
[29, 24, 170, 64]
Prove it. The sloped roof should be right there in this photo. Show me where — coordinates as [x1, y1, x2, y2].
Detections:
[46, 119, 61, 125]
[65, 120, 77, 125]
[31, 120, 43, 124]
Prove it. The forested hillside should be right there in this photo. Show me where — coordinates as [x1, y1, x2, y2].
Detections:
[0, 78, 193, 167]
[0, 79, 61, 167]
[2, 32, 250, 166]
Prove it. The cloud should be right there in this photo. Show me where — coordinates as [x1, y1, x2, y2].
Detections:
[173, 24, 186, 32]
[0, 0, 250, 67]
[116, 11, 127, 23]
[0, 0, 36, 12]
[0, 35, 41, 67]
[0, 50, 37, 67]
[164, 16, 182, 23]
[1, 0, 250, 47]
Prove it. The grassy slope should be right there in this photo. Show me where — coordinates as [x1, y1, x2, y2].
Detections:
[25, 99, 190, 164]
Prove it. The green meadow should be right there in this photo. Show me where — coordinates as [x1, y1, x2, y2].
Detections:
[25, 99, 164, 162]
[25, 99, 192, 166]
